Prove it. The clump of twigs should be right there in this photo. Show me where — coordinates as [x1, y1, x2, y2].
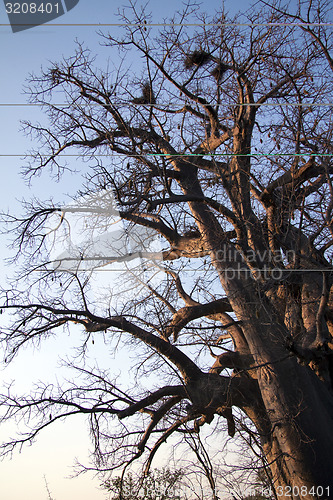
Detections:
[50, 67, 61, 85]
[184, 51, 230, 83]
[132, 82, 155, 104]
[211, 62, 229, 82]
[184, 50, 211, 69]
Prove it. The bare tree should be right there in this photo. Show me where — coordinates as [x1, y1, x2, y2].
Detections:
[1, 1, 333, 498]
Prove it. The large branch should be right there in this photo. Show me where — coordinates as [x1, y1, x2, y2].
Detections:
[137, 395, 183, 453]
[118, 385, 186, 419]
[144, 417, 190, 475]
[165, 298, 232, 341]
[260, 157, 330, 204]
[2, 302, 202, 383]
[106, 316, 202, 381]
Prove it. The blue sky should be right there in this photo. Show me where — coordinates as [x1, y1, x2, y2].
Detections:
[0, 0, 301, 498]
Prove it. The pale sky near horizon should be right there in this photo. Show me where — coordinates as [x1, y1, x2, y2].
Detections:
[0, 0, 301, 498]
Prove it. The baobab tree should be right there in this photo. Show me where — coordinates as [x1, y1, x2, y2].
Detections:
[1, 1, 333, 498]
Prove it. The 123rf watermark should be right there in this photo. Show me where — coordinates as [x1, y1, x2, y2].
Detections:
[113, 482, 330, 499]
[3, 0, 80, 32]
[228, 485, 330, 498]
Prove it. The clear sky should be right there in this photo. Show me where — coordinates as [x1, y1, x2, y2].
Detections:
[0, 0, 299, 499]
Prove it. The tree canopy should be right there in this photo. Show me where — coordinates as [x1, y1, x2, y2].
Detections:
[1, 1, 333, 498]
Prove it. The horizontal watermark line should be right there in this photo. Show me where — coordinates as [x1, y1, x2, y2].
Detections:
[34, 268, 333, 272]
[147, 153, 332, 157]
[1, 102, 332, 107]
[1, 153, 332, 157]
[1, 23, 333, 27]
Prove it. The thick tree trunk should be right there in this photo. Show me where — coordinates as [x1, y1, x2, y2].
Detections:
[200, 233, 333, 498]
[258, 358, 333, 499]
[175, 119, 333, 497]
[229, 291, 333, 498]
[205, 242, 333, 498]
